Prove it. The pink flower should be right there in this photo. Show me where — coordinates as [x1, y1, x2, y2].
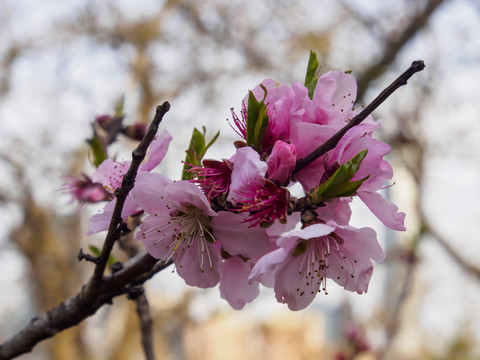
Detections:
[291, 120, 405, 231]
[133, 173, 220, 288]
[309, 71, 359, 128]
[228, 147, 289, 226]
[329, 123, 405, 230]
[266, 140, 297, 185]
[250, 221, 384, 310]
[132, 172, 270, 288]
[230, 80, 310, 153]
[87, 130, 172, 235]
[189, 159, 233, 200]
[61, 174, 111, 207]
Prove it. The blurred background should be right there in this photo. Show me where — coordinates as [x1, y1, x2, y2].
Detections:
[1, 0, 479, 359]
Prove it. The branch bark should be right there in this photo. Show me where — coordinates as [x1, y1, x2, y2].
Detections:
[0, 102, 171, 360]
[89, 101, 170, 291]
[426, 224, 480, 281]
[0, 252, 171, 360]
[135, 292, 156, 360]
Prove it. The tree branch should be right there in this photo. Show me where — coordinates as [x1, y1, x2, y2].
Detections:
[293, 61, 425, 175]
[134, 291, 156, 360]
[0, 252, 172, 360]
[89, 101, 170, 291]
[0, 102, 171, 360]
[426, 224, 480, 281]
[355, 0, 444, 100]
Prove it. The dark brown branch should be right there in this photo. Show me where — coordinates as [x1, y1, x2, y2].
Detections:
[292, 61, 425, 175]
[135, 292, 156, 360]
[89, 101, 170, 290]
[0, 103, 171, 360]
[0, 252, 171, 360]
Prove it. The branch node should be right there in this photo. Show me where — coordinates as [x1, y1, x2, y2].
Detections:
[127, 285, 145, 301]
[110, 261, 124, 273]
[77, 248, 101, 264]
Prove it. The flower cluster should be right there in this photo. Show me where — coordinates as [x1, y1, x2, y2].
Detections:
[69, 58, 405, 311]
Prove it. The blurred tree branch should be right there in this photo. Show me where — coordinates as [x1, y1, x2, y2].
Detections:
[0, 251, 171, 360]
[0, 103, 171, 359]
[425, 224, 480, 280]
[355, 0, 446, 100]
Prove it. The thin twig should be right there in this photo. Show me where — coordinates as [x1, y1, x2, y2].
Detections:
[292, 61, 425, 175]
[89, 102, 170, 291]
[0, 103, 171, 360]
[426, 223, 480, 281]
[355, 0, 444, 100]
[135, 292, 156, 360]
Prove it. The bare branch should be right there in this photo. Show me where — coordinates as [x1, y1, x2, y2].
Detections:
[0, 102, 171, 360]
[134, 291, 156, 360]
[356, 0, 445, 99]
[0, 252, 171, 360]
[426, 224, 480, 281]
[89, 102, 170, 290]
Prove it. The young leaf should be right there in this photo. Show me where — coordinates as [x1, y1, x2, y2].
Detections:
[246, 86, 268, 151]
[312, 150, 369, 203]
[181, 127, 220, 180]
[304, 50, 320, 100]
[182, 128, 206, 180]
[89, 135, 108, 167]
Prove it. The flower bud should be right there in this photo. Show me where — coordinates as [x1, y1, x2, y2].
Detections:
[266, 140, 296, 184]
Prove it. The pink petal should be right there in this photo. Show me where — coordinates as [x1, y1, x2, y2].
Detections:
[139, 130, 172, 172]
[274, 253, 318, 311]
[228, 147, 267, 203]
[324, 222, 384, 293]
[249, 246, 289, 285]
[211, 211, 269, 258]
[266, 140, 297, 184]
[289, 122, 338, 191]
[315, 198, 352, 225]
[358, 191, 406, 231]
[87, 195, 140, 235]
[87, 200, 116, 235]
[314, 71, 357, 119]
[92, 159, 130, 192]
[277, 223, 335, 248]
[175, 239, 220, 288]
[166, 181, 217, 217]
[131, 172, 173, 214]
[219, 256, 260, 310]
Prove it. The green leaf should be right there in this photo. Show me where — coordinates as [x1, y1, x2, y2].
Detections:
[312, 150, 369, 203]
[114, 95, 125, 117]
[89, 135, 107, 167]
[182, 128, 205, 180]
[304, 50, 320, 100]
[204, 130, 220, 155]
[181, 127, 220, 180]
[88, 245, 101, 257]
[246, 86, 268, 151]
